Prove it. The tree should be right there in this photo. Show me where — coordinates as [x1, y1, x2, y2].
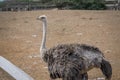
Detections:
[71, 0, 106, 10]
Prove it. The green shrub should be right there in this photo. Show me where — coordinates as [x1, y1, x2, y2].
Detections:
[84, 2, 106, 10]
[54, 0, 106, 10]
[0, 2, 5, 8]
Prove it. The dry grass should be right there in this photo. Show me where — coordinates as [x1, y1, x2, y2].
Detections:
[0, 10, 120, 80]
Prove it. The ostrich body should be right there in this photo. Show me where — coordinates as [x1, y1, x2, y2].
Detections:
[37, 15, 112, 80]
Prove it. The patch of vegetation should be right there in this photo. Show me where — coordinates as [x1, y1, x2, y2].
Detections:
[0, 2, 6, 8]
[0, 0, 106, 10]
[53, 0, 106, 10]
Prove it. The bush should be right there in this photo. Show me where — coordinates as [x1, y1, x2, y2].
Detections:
[54, 0, 106, 10]
[84, 2, 106, 10]
[0, 2, 6, 8]
[56, 2, 75, 9]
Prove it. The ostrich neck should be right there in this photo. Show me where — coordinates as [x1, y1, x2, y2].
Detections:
[40, 20, 47, 54]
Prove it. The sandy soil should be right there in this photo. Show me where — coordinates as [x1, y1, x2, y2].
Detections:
[0, 10, 120, 80]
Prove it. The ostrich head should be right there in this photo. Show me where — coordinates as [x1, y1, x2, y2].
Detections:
[37, 15, 47, 21]
[37, 15, 47, 61]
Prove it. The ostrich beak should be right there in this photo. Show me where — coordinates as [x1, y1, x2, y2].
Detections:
[37, 16, 41, 20]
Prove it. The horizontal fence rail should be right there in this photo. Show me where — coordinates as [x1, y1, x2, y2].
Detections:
[0, 56, 34, 80]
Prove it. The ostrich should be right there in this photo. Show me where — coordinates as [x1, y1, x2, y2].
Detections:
[37, 15, 112, 80]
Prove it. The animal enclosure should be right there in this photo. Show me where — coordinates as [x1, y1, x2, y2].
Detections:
[0, 10, 120, 80]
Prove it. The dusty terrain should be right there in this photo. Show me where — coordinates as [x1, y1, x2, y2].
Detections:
[0, 10, 120, 80]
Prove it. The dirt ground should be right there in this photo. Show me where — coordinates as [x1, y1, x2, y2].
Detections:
[0, 10, 120, 80]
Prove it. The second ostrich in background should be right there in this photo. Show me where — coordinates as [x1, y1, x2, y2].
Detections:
[37, 15, 112, 80]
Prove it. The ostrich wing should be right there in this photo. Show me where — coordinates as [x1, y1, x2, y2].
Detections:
[47, 44, 87, 79]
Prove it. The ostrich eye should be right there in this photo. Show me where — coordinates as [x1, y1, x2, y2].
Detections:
[41, 17, 45, 19]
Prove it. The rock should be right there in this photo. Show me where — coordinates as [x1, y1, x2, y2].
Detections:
[44, 67, 48, 69]
[97, 77, 105, 80]
[32, 34, 37, 38]
[28, 55, 33, 59]
[76, 33, 83, 36]
[105, 50, 111, 54]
